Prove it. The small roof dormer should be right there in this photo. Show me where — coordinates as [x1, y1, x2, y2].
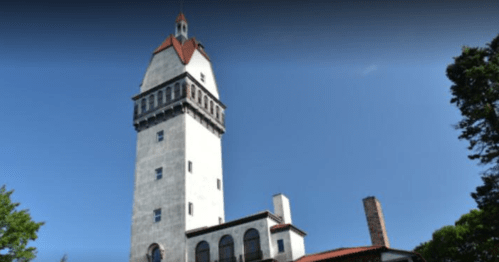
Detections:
[175, 12, 188, 43]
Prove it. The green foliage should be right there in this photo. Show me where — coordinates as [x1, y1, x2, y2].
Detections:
[0, 186, 44, 262]
[471, 173, 499, 245]
[414, 209, 498, 262]
[447, 34, 499, 169]
[59, 254, 67, 262]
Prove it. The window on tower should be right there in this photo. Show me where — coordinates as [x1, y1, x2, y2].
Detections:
[154, 209, 161, 222]
[217, 179, 221, 190]
[216, 106, 220, 119]
[219, 217, 223, 224]
[174, 83, 180, 99]
[189, 202, 193, 216]
[156, 168, 163, 180]
[149, 94, 155, 111]
[141, 99, 146, 113]
[210, 101, 214, 114]
[188, 161, 193, 173]
[157, 90, 163, 105]
[204, 96, 208, 109]
[198, 91, 202, 104]
[191, 85, 196, 100]
[157, 130, 164, 142]
[200, 73, 205, 82]
[166, 87, 172, 103]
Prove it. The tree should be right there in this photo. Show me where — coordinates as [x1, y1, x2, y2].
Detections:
[0, 185, 44, 262]
[446, 34, 499, 170]
[59, 254, 68, 262]
[471, 173, 499, 244]
[414, 209, 497, 262]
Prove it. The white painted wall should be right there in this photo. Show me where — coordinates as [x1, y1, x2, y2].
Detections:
[289, 230, 305, 260]
[185, 113, 225, 231]
[186, 217, 272, 262]
[185, 49, 219, 99]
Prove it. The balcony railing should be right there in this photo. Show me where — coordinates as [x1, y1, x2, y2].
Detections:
[218, 256, 237, 262]
[244, 250, 263, 262]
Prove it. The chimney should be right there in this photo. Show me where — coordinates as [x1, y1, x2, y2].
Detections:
[273, 193, 292, 224]
[363, 196, 390, 247]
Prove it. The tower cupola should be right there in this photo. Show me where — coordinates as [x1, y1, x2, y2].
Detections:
[175, 12, 188, 43]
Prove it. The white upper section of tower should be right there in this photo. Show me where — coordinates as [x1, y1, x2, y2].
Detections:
[139, 13, 220, 99]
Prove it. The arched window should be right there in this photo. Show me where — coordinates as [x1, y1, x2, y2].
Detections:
[198, 91, 202, 104]
[195, 241, 210, 262]
[204, 96, 208, 109]
[244, 229, 262, 261]
[191, 85, 196, 99]
[166, 87, 172, 103]
[141, 99, 146, 113]
[149, 95, 155, 111]
[216, 106, 220, 119]
[183, 25, 186, 32]
[174, 83, 180, 99]
[219, 235, 234, 262]
[210, 101, 214, 114]
[177, 24, 181, 32]
[157, 91, 163, 105]
[152, 246, 161, 262]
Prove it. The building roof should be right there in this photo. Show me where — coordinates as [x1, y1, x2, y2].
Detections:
[186, 211, 282, 238]
[270, 223, 307, 236]
[153, 35, 210, 64]
[176, 12, 187, 23]
[294, 246, 426, 262]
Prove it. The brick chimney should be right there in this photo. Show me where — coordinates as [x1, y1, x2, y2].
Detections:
[363, 196, 390, 247]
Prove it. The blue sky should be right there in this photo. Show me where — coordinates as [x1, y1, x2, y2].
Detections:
[1, 0, 498, 261]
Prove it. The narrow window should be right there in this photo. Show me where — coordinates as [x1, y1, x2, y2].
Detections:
[154, 209, 161, 222]
[222, 113, 225, 124]
[157, 130, 164, 142]
[177, 24, 181, 32]
[216, 106, 220, 119]
[198, 91, 202, 104]
[183, 25, 186, 32]
[149, 94, 155, 110]
[157, 90, 163, 105]
[277, 239, 284, 253]
[219, 217, 223, 224]
[210, 101, 214, 114]
[141, 99, 146, 113]
[204, 96, 208, 109]
[166, 87, 172, 103]
[174, 83, 180, 99]
[200, 73, 205, 82]
[152, 247, 161, 262]
[134, 104, 138, 116]
[156, 168, 162, 180]
[189, 202, 193, 216]
[188, 161, 193, 173]
[217, 179, 221, 190]
[191, 85, 196, 99]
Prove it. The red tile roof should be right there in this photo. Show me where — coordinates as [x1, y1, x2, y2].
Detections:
[270, 223, 307, 236]
[176, 12, 187, 23]
[153, 35, 210, 64]
[294, 246, 385, 262]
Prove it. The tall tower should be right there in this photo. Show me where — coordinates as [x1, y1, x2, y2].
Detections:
[130, 13, 226, 262]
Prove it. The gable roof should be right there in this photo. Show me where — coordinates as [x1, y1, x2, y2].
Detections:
[294, 246, 426, 262]
[153, 34, 210, 64]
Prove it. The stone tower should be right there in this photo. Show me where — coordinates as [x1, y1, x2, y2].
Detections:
[130, 13, 226, 262]
[362, 196, 390, 247]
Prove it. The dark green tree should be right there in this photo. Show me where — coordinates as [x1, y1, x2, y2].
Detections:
[471, 173, 499, 245]
[414, 209, 497, 262]
[446, 34, 499, 169]
[0, 186, 44, 262]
